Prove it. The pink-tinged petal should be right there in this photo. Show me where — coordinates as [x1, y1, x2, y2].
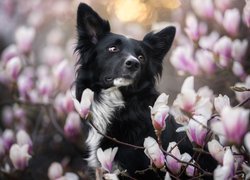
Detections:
[232, 39, 248, 62]
[1, 44, 18, 64]
[214, 165, 231, 180]
[9, 144, 31, 170]
[221, 107, 249, 144]
[48, 162, 63, 180]
[232, 61, 246, 79]
[97, 147, 118, 172]
[191, 0, 214, 19]
[166, 142, 181, 174]
[199, 31, 219, 50]
[2, 129, 15, 151]
[223, 149, 234, 172]
[15, 26, 35, 53]
[214, 94, 230, 114]
[223, 8, 240, 36]
[207, 139, 225, 164]
[243, 0, 250, 27]
[213, 36, 232, 63]
[195, 97, 213, 119]
[196, 50, 216, 75]
[64, 112, 81, 139]
[181, 153, 196, 177]
[5, 56, 22, 80]
[16, 130, 32, 153]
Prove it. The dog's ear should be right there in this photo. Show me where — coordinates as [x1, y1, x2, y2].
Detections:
[77, 3, 110, 44]
[143, 26, 176, 61]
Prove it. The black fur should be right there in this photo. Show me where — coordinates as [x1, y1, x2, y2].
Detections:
[75, 3, 216, 180]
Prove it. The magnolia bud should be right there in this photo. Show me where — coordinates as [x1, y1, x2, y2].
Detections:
[5, 56, 22, 80]
[9, 144, 31, 170]
[48, 162, 63, 180]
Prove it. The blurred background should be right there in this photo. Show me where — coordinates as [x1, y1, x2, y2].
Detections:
[0, 0, 249, 179]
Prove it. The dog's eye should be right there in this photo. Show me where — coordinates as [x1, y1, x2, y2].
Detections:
[138, 55, 144, 61]
[108, 46, 119, 53]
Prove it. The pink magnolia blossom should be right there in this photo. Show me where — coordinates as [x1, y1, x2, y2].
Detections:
[37, 77, 54, 98]
[184, 13, 207, 41]
[187, 115, 208, 146]
[150, 93, 169, 131]
[181, 153, 195, 176]
[196, 49, 216, 75]
[232, 39, 248, 62]
[64, 112, 81, 138]
[17, 74, 34, 99]
[234, 76, 250, 102]
[144, 137, 165, 168]
[214, 149, 235, 180]
[2, 129, 15, 151]
[244, 132, 250, 153]
[243, 0, 250, 27]
[232, 61, 246, 79]
[198, 31, 219, 50]
[73, 88, 94, 119]
[15, 26, 35, 53]
[191, 0, 214, 19]
[1, 44, 18, 64]
[213, 36, 232, 67]
[214, 94, 230, 114]
[97, 147, 118, 172]
[170, 46, 200, 75]
[9, 144, 31, 170]
[207, 139, 225, 164]
[223, 8, 241, 36]
[215, 0, 233, 12]
[48, 162, 63, 180]
[5, 56, 22, 80]
[166, 142, 182, 174]
[16, 130, 32, 153]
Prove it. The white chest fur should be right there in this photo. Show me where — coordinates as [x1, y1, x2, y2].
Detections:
[86, 87, 124, 168]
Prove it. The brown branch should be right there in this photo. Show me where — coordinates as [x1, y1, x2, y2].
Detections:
[235, 97, 250, 107]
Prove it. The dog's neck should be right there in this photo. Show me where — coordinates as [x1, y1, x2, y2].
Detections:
[86, 87, 124, 168]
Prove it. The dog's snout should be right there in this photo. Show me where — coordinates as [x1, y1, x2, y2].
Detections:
[125, 59, 140, 71]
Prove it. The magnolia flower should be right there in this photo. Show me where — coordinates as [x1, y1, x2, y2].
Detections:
[195, 49, 216, 75]
[244, 132, 250, 153]
[2, 129, 15, 151]
[223, 8, 240, 36]
[215, 0, 233, 12]
[1, 44, 18, 64]
[184, 13, 207, 41]
[214, 149, 234, 180]
[48, 162, 63, 180]
[232, 39, 248, 62]
[37, 77, 54, 97]
[213, 36, 232, 67]
[144, 137, 165, 168]
[187, 115, 208, 146]
[212, 106, 249, 144]
[73, 88, 94, 119]
[53, 59, 74, 91]
[181, 153, 195, 176]
[97, 147, 118, 172]
[150, 93, 169, 131]
[214, 94, 230, 114]
[16, 130, 33, 152]
[9, 144, 31, 170]
[198, 31, 219, 50]
[170, 46, 199, 75]
[232, 61, 246, 79]
[166, 142, 182, 174]
[17, 74, 34, 99]
[15, 26, 35, 53]
[234, 76, 250, 102]
[207, 139, 225, 164]
[64, 112, 81, 138]
[243, 0, 250, 27]
[191, 0, 214, 19]
[5, 56, 22, 80]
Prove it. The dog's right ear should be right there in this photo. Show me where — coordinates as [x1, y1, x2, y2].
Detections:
[77, 3, 110, 44]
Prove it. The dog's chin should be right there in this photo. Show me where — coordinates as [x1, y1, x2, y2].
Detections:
[113, 78, 133, 87]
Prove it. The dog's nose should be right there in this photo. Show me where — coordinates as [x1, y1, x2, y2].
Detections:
[125, 59, 140, 71]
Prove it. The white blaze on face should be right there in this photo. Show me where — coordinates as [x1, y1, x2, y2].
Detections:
[113, 78, 133, 87]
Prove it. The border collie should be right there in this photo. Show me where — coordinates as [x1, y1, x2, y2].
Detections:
[75, 3, 215, 180]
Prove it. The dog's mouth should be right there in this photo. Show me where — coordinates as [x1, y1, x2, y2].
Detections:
[104, 75, 134, 87]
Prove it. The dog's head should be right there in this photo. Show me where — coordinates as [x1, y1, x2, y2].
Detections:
[75, 3, 176, 100]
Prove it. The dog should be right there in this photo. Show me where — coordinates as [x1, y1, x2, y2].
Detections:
[75, 3, 216, 180]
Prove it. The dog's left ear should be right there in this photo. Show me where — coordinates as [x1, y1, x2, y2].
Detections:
[77, 3, 110, 44]
[143, 26, 176, 61]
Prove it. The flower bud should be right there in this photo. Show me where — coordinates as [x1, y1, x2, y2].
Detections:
[191, 0, 214, 19]
[48, 162, 63, 180]
[64, 112, 81, 139]
[9, 144, 31, 170]
[214, 94, 230, 114]
[5, 56, 22, 80]
[1, 44, 18, 64]
[144, 137, 165, 168]
[2, 129, 15, 151]
[223, 9, 240, 36]
[181, 153, 195, 176]
[15, 26, 35, 54]
[73, 88, 94, 119]
[97, 147, 118, 172]
[166, 142, 182, 174]
[196, 49, 216, 75]
[232, 39, 248, 62]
